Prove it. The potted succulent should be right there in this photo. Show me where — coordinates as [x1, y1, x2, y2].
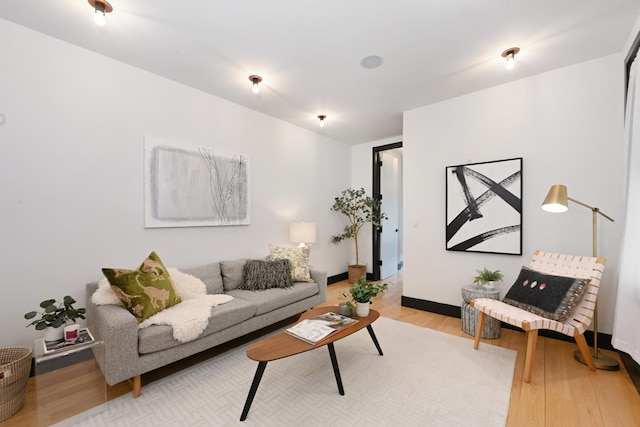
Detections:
[347, 278, 388, 317]
[24, 296, 86, 342]
[473, 268, 504, 289]
[331, 187, 387, 283]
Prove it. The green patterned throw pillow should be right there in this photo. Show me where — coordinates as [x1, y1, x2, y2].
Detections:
[268, 244, 312, 282]
[102, 252, 182, 323]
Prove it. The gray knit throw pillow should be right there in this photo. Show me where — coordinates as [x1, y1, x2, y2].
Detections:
[241, 259, 293, 290]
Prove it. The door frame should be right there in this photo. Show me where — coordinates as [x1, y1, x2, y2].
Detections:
[372, 141, 403, 281]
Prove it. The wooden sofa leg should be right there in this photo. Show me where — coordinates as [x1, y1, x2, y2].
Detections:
[523, 330, 538, 383]
[128, 375, 141, 398]
[474, 311, 486, 350]
[575, 333, 596, 371]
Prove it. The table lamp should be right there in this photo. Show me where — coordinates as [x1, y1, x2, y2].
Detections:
[541, 184, 618, 370]
[289, 222, 317, 248]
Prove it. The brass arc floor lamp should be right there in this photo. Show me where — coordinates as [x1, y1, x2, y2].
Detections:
[541, 184, 619, 370]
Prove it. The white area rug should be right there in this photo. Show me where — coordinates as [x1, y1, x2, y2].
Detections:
[71, 317, 516, 427]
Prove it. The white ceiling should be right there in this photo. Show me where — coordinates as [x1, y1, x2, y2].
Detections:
[2, 1, 639, 145]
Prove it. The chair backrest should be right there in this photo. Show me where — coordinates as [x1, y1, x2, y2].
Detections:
[528, 250, 606, 334]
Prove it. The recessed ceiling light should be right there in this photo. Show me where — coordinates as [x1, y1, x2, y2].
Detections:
[361, 55, 384, 69]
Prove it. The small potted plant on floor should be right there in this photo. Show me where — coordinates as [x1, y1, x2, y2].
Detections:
[473, 268, 504, 289]
[348, 278, 388, 317]
[24, 296, 86, 342]
[331, 187, 387, 283]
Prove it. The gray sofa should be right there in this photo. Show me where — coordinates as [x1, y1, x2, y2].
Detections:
[86, 258, 327, 397]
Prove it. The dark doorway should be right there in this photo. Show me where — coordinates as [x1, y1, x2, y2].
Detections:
[372, 141, 403, 281]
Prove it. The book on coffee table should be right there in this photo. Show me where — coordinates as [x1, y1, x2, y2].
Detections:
[285, 312, 358, 345]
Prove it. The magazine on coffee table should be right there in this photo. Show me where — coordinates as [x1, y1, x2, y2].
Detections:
[285, 312, 358, 345]
[42, 328, 95, 355]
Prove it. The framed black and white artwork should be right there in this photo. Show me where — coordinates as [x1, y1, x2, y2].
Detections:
[445, 157, 522, 255]
[144, 139, 250, 228]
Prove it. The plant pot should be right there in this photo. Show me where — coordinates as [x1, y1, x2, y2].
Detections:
[483, 281, 496, 289]
[44, 327, 64, 343]
[355, 301, 370, 317]
[338, 302, 352, 316]
[348, 265, 367, 284]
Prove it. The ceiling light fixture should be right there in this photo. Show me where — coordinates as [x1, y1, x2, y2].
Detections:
[501, 47, 520, 70]
[248, 75, 262, 94]
[317, 115, 326, 128]
[88, 0, 113, 27]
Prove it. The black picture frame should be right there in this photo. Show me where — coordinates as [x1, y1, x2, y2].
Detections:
[445, 157, 522, 255]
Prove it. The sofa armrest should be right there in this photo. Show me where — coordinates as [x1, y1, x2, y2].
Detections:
[86, 282, 141, 385]
[309, 267, 327, 304]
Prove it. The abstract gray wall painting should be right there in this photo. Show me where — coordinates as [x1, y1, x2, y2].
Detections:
[445, 157, 522, 255]
[144, 140, 250, 228]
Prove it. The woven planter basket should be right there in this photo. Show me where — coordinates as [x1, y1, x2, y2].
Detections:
[0, 347, 32, 422]
[347, 265, 367, 284]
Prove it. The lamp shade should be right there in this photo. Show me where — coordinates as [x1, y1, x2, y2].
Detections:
[289, 222, 317, 244]
[541, 184, 569, 213]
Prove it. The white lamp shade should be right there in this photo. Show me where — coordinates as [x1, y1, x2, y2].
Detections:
[289, 222, 317, 244]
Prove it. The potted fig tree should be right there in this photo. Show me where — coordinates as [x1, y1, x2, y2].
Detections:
[331, 187, 387, 283]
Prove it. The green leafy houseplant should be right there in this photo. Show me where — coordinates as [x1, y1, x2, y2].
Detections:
[348, 279, 389, 304]
[24, 296, 86, 330]
[473, 268, 504, 285]
[330, 187, 387, 268]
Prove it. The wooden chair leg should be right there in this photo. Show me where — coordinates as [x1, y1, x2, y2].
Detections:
[523, 330, 538, 383]
[474, 311, 486, 350]
[574, 333, 596, 371]
[128, 375, 141, 398]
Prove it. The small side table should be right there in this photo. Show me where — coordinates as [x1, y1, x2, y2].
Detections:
[461, 285, 501, 339]
[33, 338, 106, 426]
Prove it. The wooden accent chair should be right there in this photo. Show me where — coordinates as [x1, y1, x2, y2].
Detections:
[471, 251, 606, 383]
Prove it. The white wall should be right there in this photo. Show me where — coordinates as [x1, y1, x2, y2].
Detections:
[0, 19, 351, 347]
[402, 54, 625, 334]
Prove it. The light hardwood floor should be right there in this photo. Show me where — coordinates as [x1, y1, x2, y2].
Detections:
[3, 272, 640, 426]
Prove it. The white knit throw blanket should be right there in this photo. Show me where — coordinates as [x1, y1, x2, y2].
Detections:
[93, 268, 233, 343]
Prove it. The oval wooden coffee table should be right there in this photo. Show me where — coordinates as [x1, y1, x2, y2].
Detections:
[240, 306, 383, 421]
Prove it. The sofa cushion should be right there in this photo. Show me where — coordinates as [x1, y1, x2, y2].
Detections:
[502, 266, 591, 322]
[102, 252, 182, 323]
[227, 281, 319, 316]
[181, 262, 224, 295]
[138, 297, 257, 354]
[220, 259, 248, 291]
[240, 259, 292, 290]
[269, 245, 312, 282]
